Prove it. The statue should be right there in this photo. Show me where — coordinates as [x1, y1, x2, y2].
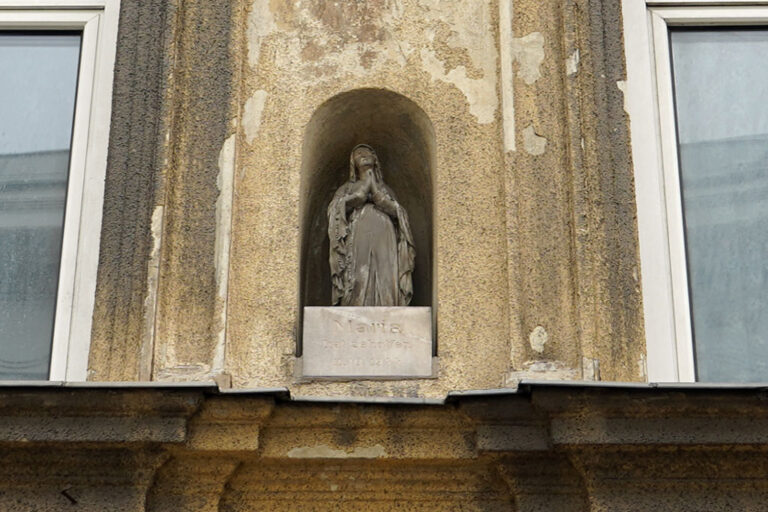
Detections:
[328, 144, 415, 306]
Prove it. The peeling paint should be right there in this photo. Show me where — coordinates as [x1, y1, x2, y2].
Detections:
[287, 444, 387, 459]
[213, 134, 236, 373]
[149, 206, 164, 267]
[248, 1, 499, 124]
[511, 32, 545, 85]
[421, 48, 497, 124]
[529, 326, 548, 354]
[139, 204, 164, 380]
[243, 91, 268, 144]
[616, 80, 630, 114]
[258, 1, 410, 83]
[419, 0, 495, 72]
[215, 135, 236, 298]
[247, 0, 277, 67]
[582, 357, 600, 381]
[417, 0, 498, 124]
[522, 125, 547, 155]
[498, 0, 515, 151]
[505, 360, 580, 384]
[566, 49, 580, 76]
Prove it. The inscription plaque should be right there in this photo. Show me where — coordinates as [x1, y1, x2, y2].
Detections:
[301, 307, 433, 378]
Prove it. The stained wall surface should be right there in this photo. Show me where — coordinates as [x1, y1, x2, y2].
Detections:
[88, 0, 645, 395]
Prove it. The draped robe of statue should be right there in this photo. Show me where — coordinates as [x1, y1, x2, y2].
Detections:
[327, 145, 415, 306]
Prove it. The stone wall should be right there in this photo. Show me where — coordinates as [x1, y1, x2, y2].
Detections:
[3, 384, 767, 511]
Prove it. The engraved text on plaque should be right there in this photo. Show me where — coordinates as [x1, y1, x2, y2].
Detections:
[301, 307, 432, 378]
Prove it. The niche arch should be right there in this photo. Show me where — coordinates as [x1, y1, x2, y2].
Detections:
[299, 88, 436, 349]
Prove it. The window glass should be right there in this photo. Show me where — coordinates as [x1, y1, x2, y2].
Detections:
[671, 28, 768, 382]
[0, 32, 81, 379]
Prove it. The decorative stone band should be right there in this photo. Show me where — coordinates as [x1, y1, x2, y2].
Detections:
[0, 383, 767, 510]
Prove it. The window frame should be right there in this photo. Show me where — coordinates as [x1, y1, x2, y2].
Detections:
[623, 0, 768, 382]
[0, 1, 119, 381]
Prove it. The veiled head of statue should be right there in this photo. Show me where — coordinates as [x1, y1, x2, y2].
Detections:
[349, 144, 383, 182]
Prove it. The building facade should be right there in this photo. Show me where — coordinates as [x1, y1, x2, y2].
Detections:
[1, 0, 767, 510]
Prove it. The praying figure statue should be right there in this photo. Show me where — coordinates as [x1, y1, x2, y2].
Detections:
[327, 144, 415, 306]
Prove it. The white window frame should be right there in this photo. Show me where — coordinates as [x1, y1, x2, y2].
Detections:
[623, 0, 768, 382]
[0, 0, 119, 381]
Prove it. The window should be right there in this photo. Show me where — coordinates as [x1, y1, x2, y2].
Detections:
[624, 1, 768, 382]
[0, 1, 119, 380]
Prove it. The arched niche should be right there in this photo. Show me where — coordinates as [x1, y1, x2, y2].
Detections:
[299, 88, 435, 350]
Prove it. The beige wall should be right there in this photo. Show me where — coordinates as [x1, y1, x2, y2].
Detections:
[89, 0, 646, 395]
[229, 0, 510, 396]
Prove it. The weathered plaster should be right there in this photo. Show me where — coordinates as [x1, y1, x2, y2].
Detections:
[529, 326, 548, 354]
[151, 0, 238, 383]
[248, 0, 412, 82]
[227, 0, 510, 396]
[522, 124, 547, 155]
[89, 0, 646, 393]
[638, 354, 647, 380]
[506, 360, 581, 383]
[247, 0, 277, 67]
[498, 0, 516, 151]
[248, 0, 498, 124]
[504, 0, 644, 384]
[213, 135, 236, 373]
[511, 32, 545, 85]
[243, 91, 267, 144]
[87, 0, 177, 381]
[582, 356, 600, 380]
[567, 49, 580, 76]
[420, 47, 497, 124]
[417, 0, 498, 124]
[616, 79, 630, 114]
[139, 204, 165, 380]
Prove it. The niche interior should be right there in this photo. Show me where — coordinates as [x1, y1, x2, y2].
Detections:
[298, 88, 436, 353]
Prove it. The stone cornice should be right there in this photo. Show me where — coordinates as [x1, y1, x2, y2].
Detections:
[2, 382, 768, 510]
[0, 382, 766, 450]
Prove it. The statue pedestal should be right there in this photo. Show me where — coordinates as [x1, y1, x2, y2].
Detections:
[299, 307, 434, 379]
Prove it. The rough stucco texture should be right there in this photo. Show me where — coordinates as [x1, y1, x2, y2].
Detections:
[504, 0, 645, 383]
[89, 0, 646, 394]
[152, 0, 237, 382]
[89, 0, 176, 381]
[226, 0, 511, 396]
